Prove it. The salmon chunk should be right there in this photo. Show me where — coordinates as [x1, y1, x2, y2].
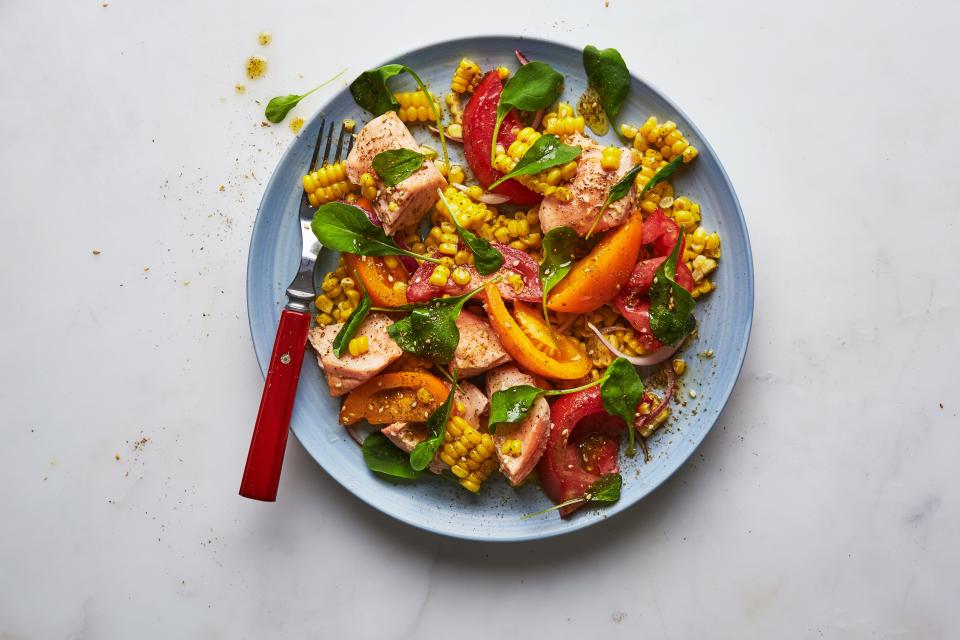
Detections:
[345, 111, 447, 235]
[538, 133, 637, 237]
[485, 365, 551, 486]
[307, 313, 402, 396]
[380, 381, 488, 474]
[450, 311, 511, 377]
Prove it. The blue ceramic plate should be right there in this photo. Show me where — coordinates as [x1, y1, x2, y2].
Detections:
[247, 36, 753, 541]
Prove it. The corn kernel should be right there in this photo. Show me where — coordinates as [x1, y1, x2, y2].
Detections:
[315, 294, 334, 314]
[348, 336, 369, 357]
[428, 265, 450, 286]
[672, 359, 686, 376]
[451, 267, 471, 285]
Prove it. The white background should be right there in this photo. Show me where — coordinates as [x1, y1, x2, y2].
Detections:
[1, 1, 958, 638]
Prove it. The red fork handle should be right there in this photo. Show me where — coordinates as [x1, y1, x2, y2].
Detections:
[240, 308, 312, 501]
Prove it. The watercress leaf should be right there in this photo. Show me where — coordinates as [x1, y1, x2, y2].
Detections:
[539, 226, 578, 321]
[488, 135, 582, 189]
[264, 69, 346, 123]
[501, 61, 566, 111]
[639, 154, 684, 198]
[362, 432, 423, 479]
[491, 60, 564, 163]
[312, 202, 438, 263]
[332, 291, 372, 358]
[491, 377, 603, 428]
[410, 369, 458, 470]
[602, 164, 643, 212]
[582, 45, 630, 119]
[437, 188, 503, 275]
[488, 385, 545, 433]
[349, 64, 406, 115]
[522, 473, 622, 518]
[372, 149, 424, 187]
[600, 357, 644, 456]
[386, 283, 486, 363]
[264, 94, 305, 124]
[586, 473, 622, 503]
[460, 227, 503, 275]
[649, 226, 696, 345]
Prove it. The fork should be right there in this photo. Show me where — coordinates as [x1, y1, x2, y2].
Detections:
[239, 118, 354, 502]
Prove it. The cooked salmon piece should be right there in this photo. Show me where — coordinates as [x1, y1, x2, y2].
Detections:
[537, 133, 637, 237]
[456, 380, 489, 423]
[345, 111, 447, 235]
[380, 422, 446, 474]
[485, 365, 551, 486]
[450, 311, 511, 377]
[307, 313, 402, 396]
[380, 381, 488, 474]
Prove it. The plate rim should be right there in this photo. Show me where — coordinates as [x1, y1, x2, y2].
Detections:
[245, 34, 754, 541]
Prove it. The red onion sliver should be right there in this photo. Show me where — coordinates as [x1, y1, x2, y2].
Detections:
[556, 313, 577, 335]
[531, 108, 544, 131]
[429, 125, 462, 143]
[345, 425, 363, 447]
[635, 365, 677, 434]
[515, 49, 530, 65]
[586, 322, 681, 367]
[450, 182, 511, 204]
[393, 236, 419, 274]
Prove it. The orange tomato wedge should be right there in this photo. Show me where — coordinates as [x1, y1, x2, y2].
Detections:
[343, 253, 409, 308]
[546, 208, 644, 314]
[340, 371, 450, 425]
[484, 285, 592, 381]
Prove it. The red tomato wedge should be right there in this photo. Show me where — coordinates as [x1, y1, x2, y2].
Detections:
[537, 386, 626, 518]
[613, 209, 695, 351]
[462, 71, 541, 205]
[405, 244, 542, 304]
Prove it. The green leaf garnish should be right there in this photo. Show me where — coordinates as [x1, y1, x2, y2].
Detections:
[362, 432, 422, 479]
[488, 134, 581, 189]
[331, 290, 371, 358]
[582, 45, 630, 120]
[522, 473, 622, 518]
[588, 473, 623, 502]
[538, 226, 578, 326]
[350, 64, 448, 170]
[311, 202, 442, 264]
[386, 282, 489, 364]
[349, 64, 407, 117]
[264, 69, 347, 124]
[488, 364, 631, 433]
[487, 384, 545, 429]
[600, 357, 645, 457]
[586, 154, 688, 239]
[436, 189, 503, 275]
[584, 163, 643, 239]
[648, 225, 696, 345]
[638, 154, 684, 198]
[410, 368, 458, 471]
[372, 148, 424, 187]
[490, 61, 564, 165]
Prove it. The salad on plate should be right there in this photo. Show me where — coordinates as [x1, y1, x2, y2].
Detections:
[271, 45, 722, 518]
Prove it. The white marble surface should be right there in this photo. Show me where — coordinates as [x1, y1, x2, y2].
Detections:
[1, 0, 958, 637]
